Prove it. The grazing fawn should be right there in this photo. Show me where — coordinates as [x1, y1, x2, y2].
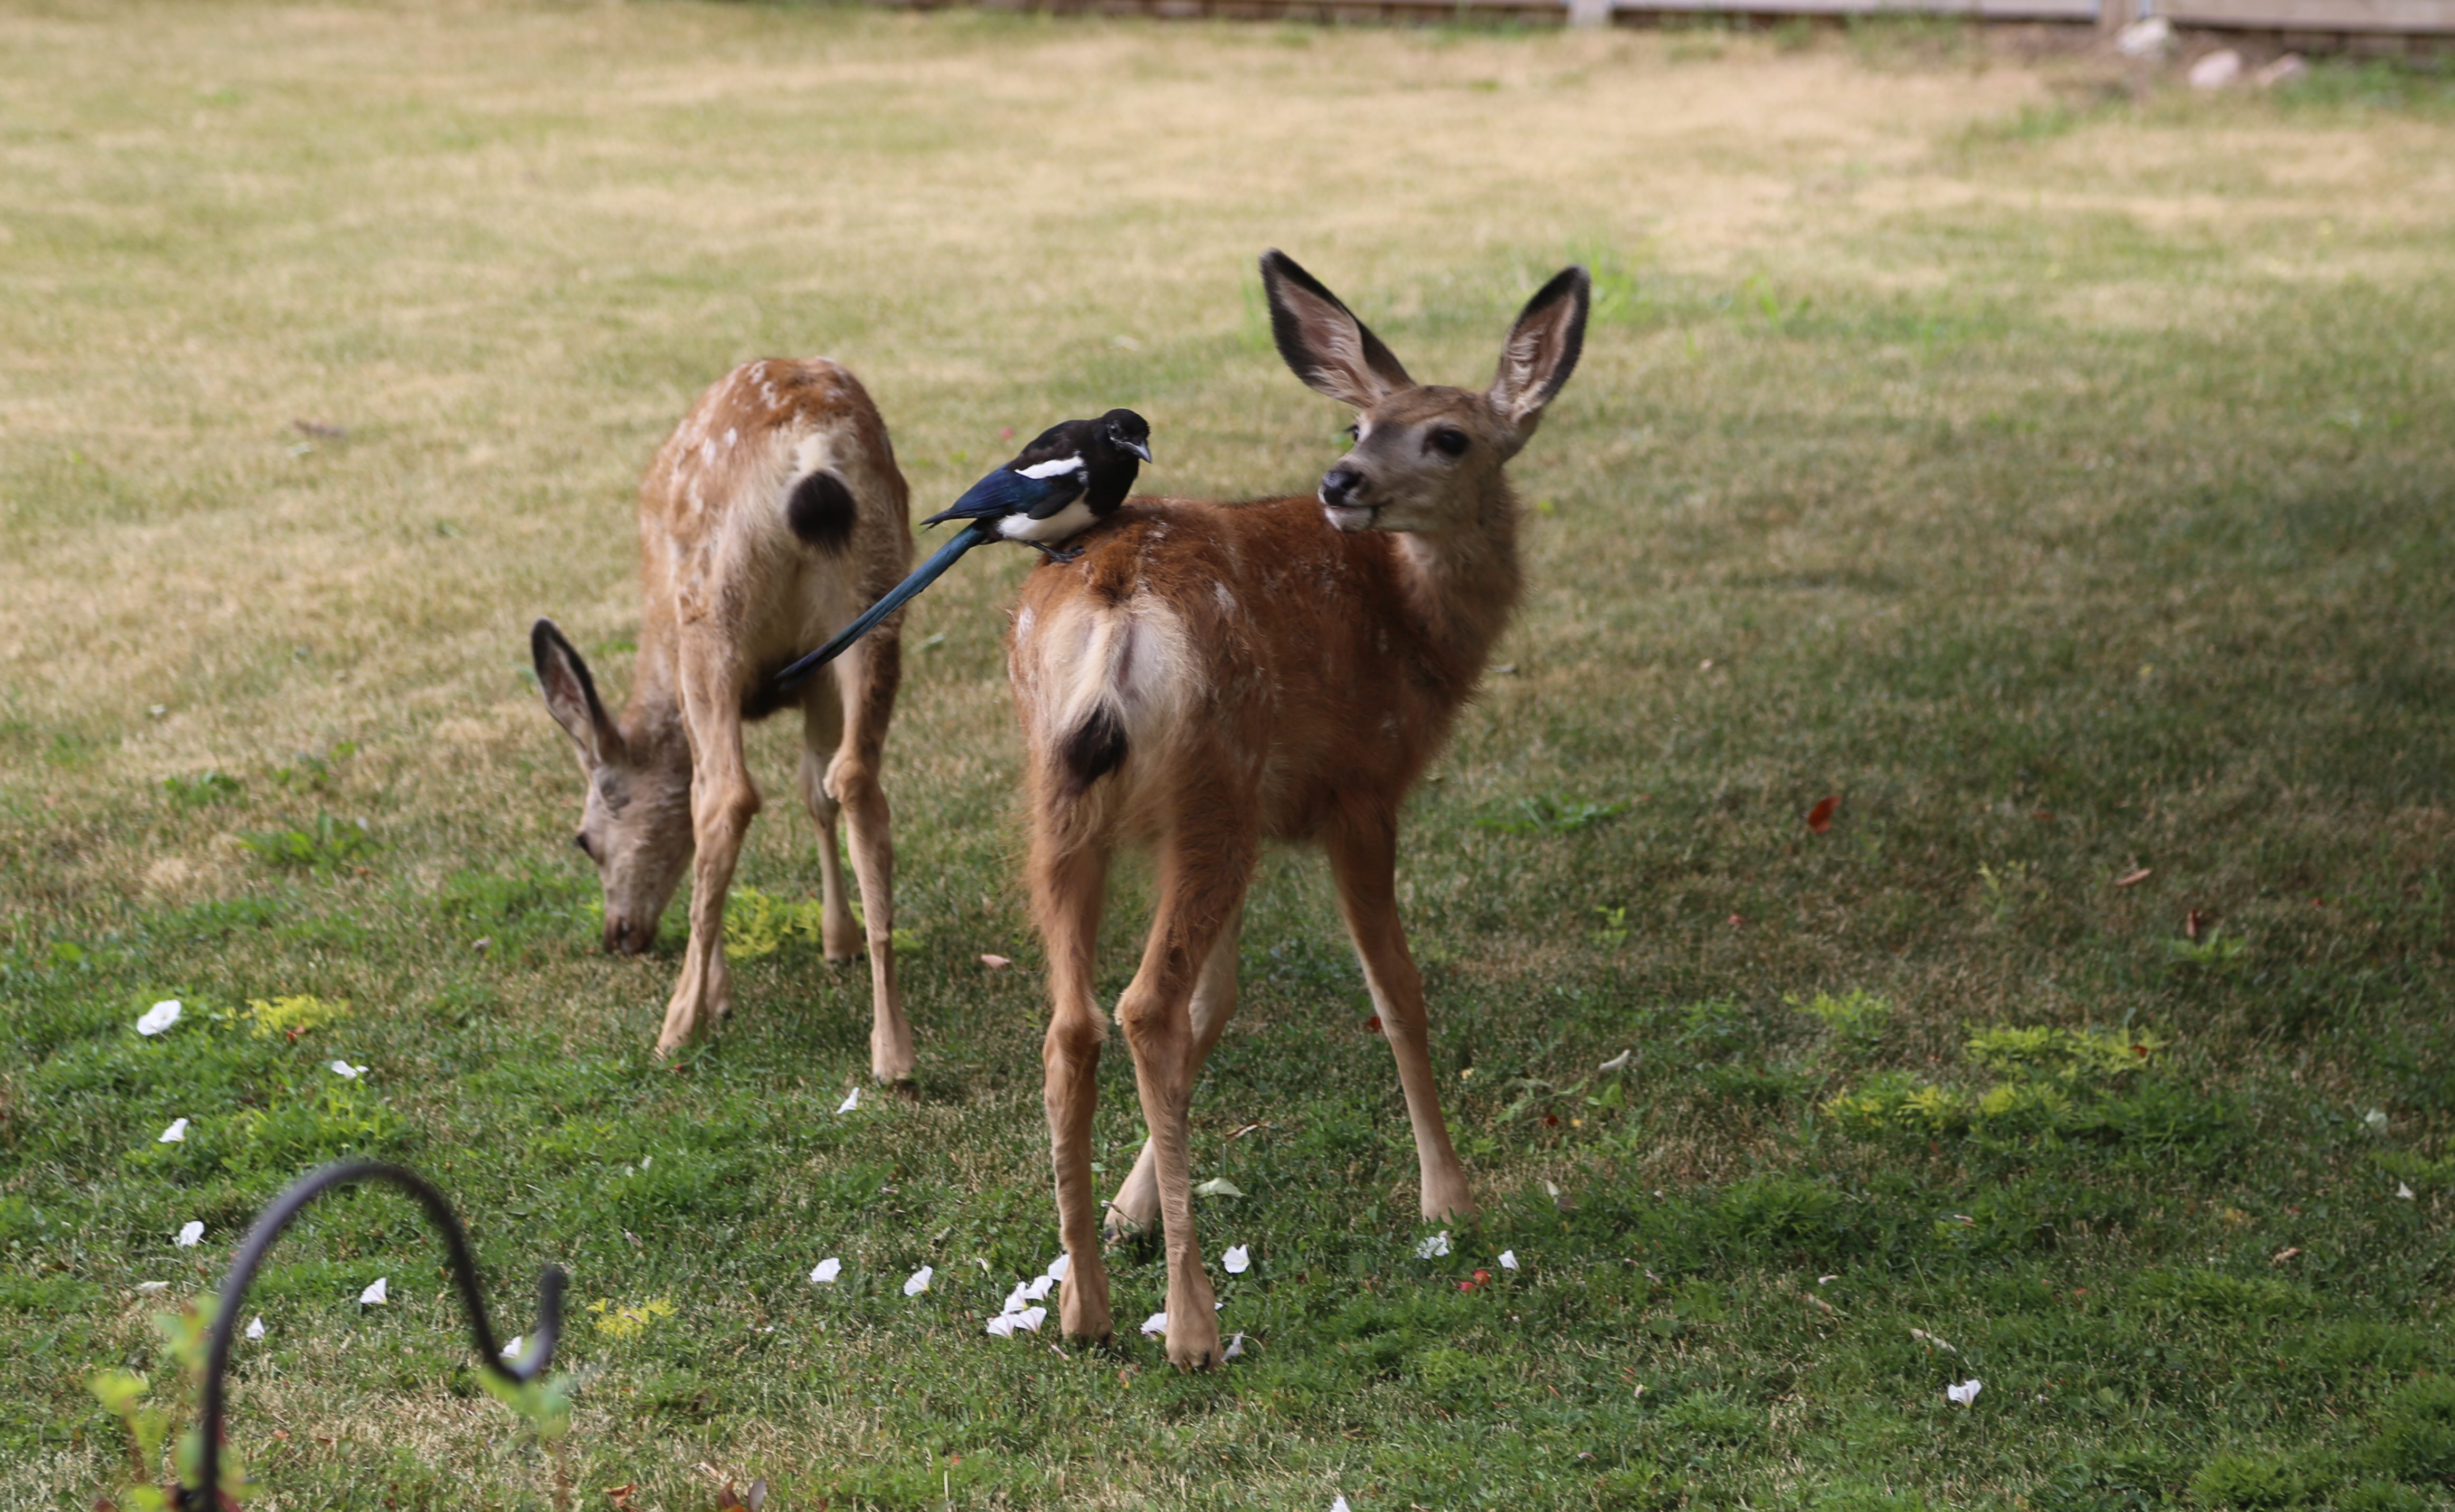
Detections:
[532, 358, 916, 1079]
[1010, 252, 1590, 1366]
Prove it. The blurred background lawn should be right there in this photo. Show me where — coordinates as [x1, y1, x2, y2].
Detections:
[3, 2, 2453, 1508]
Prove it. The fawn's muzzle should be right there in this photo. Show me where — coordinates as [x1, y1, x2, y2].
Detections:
[1320, 466, 1374, 532]
[603, 916, 650, 955]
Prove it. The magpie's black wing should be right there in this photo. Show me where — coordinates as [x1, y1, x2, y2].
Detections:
[1010, 418, 1092, 470]
[921, 461, 1086, 526]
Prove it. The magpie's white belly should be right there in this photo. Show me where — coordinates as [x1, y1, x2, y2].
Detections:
[998, 498, 1097, 543]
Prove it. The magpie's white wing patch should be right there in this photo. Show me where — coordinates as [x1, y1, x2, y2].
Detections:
[1017, 454, 1088, 480]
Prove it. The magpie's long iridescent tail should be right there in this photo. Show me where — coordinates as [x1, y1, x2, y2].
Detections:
[773, 521, 996, 695]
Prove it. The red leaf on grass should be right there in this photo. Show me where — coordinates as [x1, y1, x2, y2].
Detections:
[1363, 1015, 1382, 1035]
[2185, 909, 2210, 942]
[1805, 796, 1839, 834]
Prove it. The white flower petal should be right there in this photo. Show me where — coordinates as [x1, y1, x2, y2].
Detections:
[245, 1316, 266, 1341]
[157, 1118, 188, 1144]
[503, 1335, 523, 1358]
[1045, 1253, 1070, 1283]
[1023, 1275, 1053, 1301]
[1014, 1306, 1046, 1333]
[359, 1277, 388, 1306]
[836, 1087, 861, 1115]
[1193, 1176, 1245, 1198]
[329, 1060, 364, 1079]
[1140, 1310, 1168, 1335]
[2365, 1109, 2390, 1132]
[1222, 1331, 1246, 1360]
[1946, 1378, 1982, 1406]
[136, 1281, 171, 1295]
[1415, 1231, 1451, 1259]
[137, 1001, 183, 1036]
[903, 1265, 932, 1297]
[1003, 1282, 1031, 1314]
[1818, 1274, 1838, 1285]
[811, 1257, 842, 1285]
[1332, 1497, 1352, 1512]
[1222, 1245, 1250, 1275]
[985, 1313, 1017, 1337]
[640, 1155, 650, 1169]
[1599, 1049, 1632, 1072]
[175, 1221, 203, 1248]
[1498, 1250, 1518, 1271]
[2398, 1182, 2418, 1200]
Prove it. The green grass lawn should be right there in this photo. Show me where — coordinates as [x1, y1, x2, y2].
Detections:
[6, 3, 2455, 1507]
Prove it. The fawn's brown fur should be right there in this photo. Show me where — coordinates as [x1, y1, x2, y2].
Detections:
[1009, 253, 1590, 1366]
[533, 357, 915, 1077]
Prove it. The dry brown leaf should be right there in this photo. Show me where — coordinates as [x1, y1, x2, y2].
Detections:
[2114, 868, 2153, 888]
[1805, 795, 1839, 834]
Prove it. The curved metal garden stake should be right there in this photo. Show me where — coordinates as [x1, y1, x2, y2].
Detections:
[183, 1159, 566, 1510]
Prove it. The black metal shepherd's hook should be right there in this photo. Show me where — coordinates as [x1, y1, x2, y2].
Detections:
[183, 1160, 565, 1510]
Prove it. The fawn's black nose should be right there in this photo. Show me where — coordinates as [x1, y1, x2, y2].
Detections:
[1319, 466, 1367, 508]
[604, 916, 649, 956]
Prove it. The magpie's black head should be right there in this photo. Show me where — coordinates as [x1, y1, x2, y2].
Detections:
[1098, 408, 1153, 465]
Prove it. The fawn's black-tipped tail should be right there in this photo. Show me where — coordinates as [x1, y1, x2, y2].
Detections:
[773, 522, 995, 695]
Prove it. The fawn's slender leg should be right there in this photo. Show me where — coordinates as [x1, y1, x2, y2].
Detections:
[658, 641, 761, 1057]
[1107, 902, 1244, 1239]
[828, 636, 910, 1083]
[1116, 813, 1254, 1369]
[1035, 828, 1113, 1342]
[1326, 810, 1475, 1222]
[795, 676, 861, 963]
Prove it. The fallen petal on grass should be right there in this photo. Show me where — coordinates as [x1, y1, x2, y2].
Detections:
[136, 1000, 183, 1036]
[903, 1266, 932, 1297]
[1013, 1306, 1046, 1333]
[1946, 1378, 1982, 1406]
[1499, 1250, 1518, 1270]
[176, 1221, 203, 1247]
[1141, 1311, 1168, 1335]
[359, 1277, 388, 1306]
[136, 1281, 170, 1295]
[1598, 1049, 1632, 1071]
[1195, 1176, 1244, 1198]
[2397, 1183, 2416, 1200]
[1415, 1231, 1451, 1259]
[837, 1088, 861, 1115]
[984, 1313, 1017, 1337]
[980, 954, 1012, 969]
[1222, 1331, 1246, 1359]
[503, 1335, 522, 1357]
[810, 1258, 841, 1285]
[1045, 1253, 1070, 1282]
[158, 1117, 189, 1143]
[329, 1060, 365, 1079]
[1222, 1244, 1250, 1274]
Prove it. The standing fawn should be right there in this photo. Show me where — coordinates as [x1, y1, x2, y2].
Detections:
[532, 357, 916, 1079]
[1010, 252, 1590, 1366]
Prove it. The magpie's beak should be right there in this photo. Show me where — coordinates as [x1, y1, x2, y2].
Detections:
[1124, 439, 1153, 464]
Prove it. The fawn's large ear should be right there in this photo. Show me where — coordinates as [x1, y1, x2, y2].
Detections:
[1260, 250, 1414, 410]
[1489, 266, 1590, 435]
[532, 617, 619, 773]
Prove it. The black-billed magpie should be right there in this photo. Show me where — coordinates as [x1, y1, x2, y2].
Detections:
[922, 408, 1151, 563]
[770, 410, 1153, 696]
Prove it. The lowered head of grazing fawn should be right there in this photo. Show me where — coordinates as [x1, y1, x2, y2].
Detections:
[531, 618, 693, 957]
[1012, 252, 1588, 1368]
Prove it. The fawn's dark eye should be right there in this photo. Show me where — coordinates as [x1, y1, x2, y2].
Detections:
[1429, 427, 1470, 458]
[1342, 422, 1360, 442]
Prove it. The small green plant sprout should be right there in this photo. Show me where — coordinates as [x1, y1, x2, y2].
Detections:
[162, 769, 244, 807]
[1474, 795, 1629, 835]
[2164, 925, 2249, 976]
[1792, 989, 1891, 1051]
[724, 888, 921, 960]
[268, 740, 358, 792]
[89, 1297, 243, 1511]
[1590, 906, 1631, 946]
[238, 813, 378, 871]
[1976, 859, 2031, 920]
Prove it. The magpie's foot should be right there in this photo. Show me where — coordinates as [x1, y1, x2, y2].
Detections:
[1029, 542, 1084, 564]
